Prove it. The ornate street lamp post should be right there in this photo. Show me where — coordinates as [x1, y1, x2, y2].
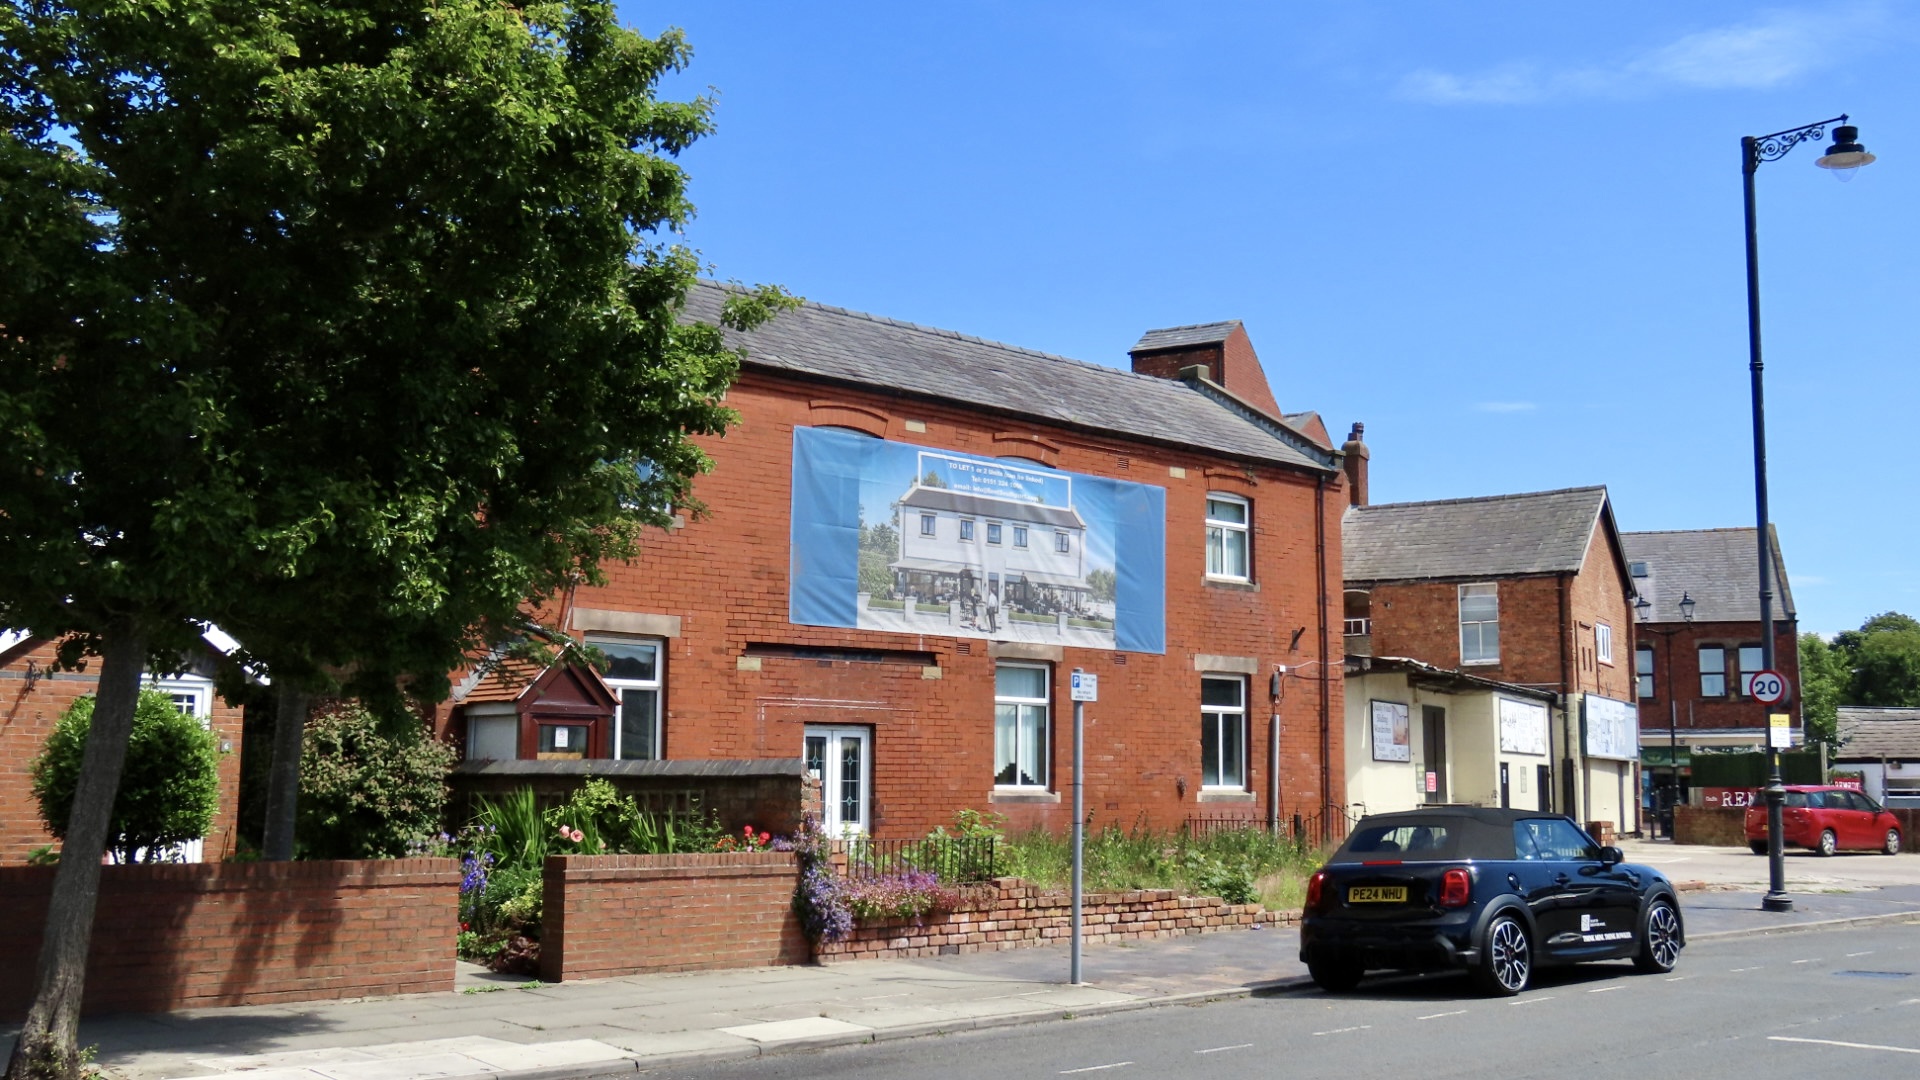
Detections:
[1637, 591, 1694, 837]
[1742, 116, 1875, 912]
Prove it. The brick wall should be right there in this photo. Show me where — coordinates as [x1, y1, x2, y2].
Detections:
[817, 879, 1291, 962]
[1673, 806, 1746, 846]
[443, 368, 1347, 839]
[1632, 619, 1802, 738]
[539, 852, 811, 981]
[0, 858, 458, 1019]
[0, 638, 246, 865]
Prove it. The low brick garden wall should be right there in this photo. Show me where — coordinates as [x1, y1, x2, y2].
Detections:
[1, 858, 458, 1019]
[540, 851, 811, 981]
[1674, 806, 1746, 846]
[817, 879, 1291, 962]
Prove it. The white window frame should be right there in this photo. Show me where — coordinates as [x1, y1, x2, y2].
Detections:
[1636, 645, 1655, 700]
[1204, 493, 1251, 582]
[1459, 583, 1500, 665]
[959, 518, 976, 542]
[1012, 525, 1029, 548]
[986, 521, 1004, 546]
[1738, 644, 1765, 697]
[919, 513, 937, 537]
[1595, 622, 1613, 666]
[1699, 645, 1727, 697]
[146, 676, 213, 729]
[1200, 675, 1248, 790]
[590, 634, 665, 761]
[993, 662, 1050, 790]
[1056, 531, 1071, 554]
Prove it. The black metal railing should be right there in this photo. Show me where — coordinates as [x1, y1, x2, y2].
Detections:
[1182, 809, 1357, 847]
[839, 836, 999, 883]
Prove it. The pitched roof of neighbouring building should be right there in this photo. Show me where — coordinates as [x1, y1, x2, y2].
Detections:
[684, 284, 1331, 473]
[1620, 526, 1794, 623]
[899, 486, 1086, 528]
[1343, 486, 1612, 583]
[1130, 321, 1242, 352]
[1834, 706, 1920, 760]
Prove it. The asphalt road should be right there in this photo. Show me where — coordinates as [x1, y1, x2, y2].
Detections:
[643, 920, 1920, 1080]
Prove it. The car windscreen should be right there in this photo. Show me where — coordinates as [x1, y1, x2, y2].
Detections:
[1334, 818, 1513, 861]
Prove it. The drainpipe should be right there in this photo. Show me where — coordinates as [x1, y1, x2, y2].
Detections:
[1267, 667, 1281, 836]
[1316, 475, 1332, 838]
[1559, 574, 1575, 817]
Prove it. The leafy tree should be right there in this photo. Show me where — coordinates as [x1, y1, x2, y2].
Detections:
[920, 470, 948, 488]
[0, 4, 789, 1077]
[32, 689, 220, 864]
[1087, 568, 1117, 604]
[1848, 629, 1920, 707]
[295, 702, 457, 860]
[1795, 632, 1845, 749]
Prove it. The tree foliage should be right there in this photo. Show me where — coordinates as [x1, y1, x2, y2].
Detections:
[1796, 632, 1845, 748]
[1829, 612, 1920, 709]
[31, 689, 219, 864]
[295, 702, 457, 860]
[1, 4, 790, 1076]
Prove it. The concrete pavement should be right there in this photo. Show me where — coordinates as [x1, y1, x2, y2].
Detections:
[13, 841, 1919, 1080]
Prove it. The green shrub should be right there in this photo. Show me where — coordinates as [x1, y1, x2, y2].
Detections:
[989, 816, 1327, 909]
[32, 689, 220, 863]
[297, 701, 457, 859]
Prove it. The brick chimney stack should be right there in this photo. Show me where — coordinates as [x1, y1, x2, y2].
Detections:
[1341, 422, 1369, 507]
[1127, 321, 1282, 420]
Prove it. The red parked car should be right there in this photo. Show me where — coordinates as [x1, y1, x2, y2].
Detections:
[1743, 785, 1903, 856]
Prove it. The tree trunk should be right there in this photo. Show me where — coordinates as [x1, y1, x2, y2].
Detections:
[260, 682, 311, 861]
[5, 624, 149, 1080]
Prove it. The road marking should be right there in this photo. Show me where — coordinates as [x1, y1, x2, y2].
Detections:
[1587, 986, 1621, 994]
[1665, 977, 1687, 983]
[1770, 1036, 1920, 1056]
[1193, 1044, 1253, 1054]
[1730, 967, 1761, 973]
[1792, 959, 1815, 965]
[1312, 1025, 1371, 1036]
[1417, 1010, 1467, 1021]
[1846, 951, 1874, 957]
[1509, 997, 1554, 1006]
[1060, 1064, 1133, 1074]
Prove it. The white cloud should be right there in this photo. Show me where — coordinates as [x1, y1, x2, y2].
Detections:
[1473, 401, 1537, 413]
[1401, 6, 1889, 105]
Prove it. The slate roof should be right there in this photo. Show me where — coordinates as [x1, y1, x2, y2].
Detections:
[1343, 486, 1611, 583]
[1620, 527, 1794, 623]
[1834, 707, 1920, 761]
[683, 285, 1329, 472]
[1130, 321, 1241, 353]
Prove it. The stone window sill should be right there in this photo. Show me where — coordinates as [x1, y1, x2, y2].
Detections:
[1198, 790, 1256, 804]
[989, 789, 1061, 804]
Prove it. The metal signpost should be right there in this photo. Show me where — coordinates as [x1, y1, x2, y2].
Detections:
[1068, 669, 1096, 985]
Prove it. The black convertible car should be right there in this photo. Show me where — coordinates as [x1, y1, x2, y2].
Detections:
[1300, 806, 1684, 996]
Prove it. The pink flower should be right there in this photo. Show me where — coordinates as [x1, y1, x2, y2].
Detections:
[569, 828, 584, 843]
[759, 832, 771, 845]
[557, 824, 572, 838]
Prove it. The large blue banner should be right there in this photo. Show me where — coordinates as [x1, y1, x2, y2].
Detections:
[790, 427, 1166, 653]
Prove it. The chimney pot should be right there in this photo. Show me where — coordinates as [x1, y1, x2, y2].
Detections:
[1341, 422, 1369, 507]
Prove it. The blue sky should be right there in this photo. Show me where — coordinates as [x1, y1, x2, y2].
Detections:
[628, 1, 1917, 638]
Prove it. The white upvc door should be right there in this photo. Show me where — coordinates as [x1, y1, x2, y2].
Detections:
[803, 725, 871, 836]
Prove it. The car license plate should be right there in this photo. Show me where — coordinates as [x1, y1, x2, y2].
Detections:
[1348, 885, 1406, 903]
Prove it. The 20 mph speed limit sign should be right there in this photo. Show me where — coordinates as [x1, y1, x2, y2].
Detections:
[1749, 669, 1790, 704]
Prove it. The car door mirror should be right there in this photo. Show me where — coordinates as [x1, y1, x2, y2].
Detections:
[1598, 845, 1624, 866]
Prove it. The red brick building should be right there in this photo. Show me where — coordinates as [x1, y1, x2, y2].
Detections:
[0, 632, 246, 864]
[1339, 433, 1639, 833]
[1622, 527, 1800, 805]
[438, 288, 1348, 839]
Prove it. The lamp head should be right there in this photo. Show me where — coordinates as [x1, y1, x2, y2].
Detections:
[1679, 592, 1696, 624]
[1635, 596, 1652, 622]
[1815, 124, 1876, 180]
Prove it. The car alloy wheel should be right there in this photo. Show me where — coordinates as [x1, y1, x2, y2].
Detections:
[1477, 914, 1531, 996]
[1818, 829, 1838, 857]
[1634, 898, 1681, 974]
[1886, 829, 1902, 856]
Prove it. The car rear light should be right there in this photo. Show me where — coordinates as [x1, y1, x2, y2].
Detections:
[1437, 867, 1472, 908]
[1306, 871, 1326, 911]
